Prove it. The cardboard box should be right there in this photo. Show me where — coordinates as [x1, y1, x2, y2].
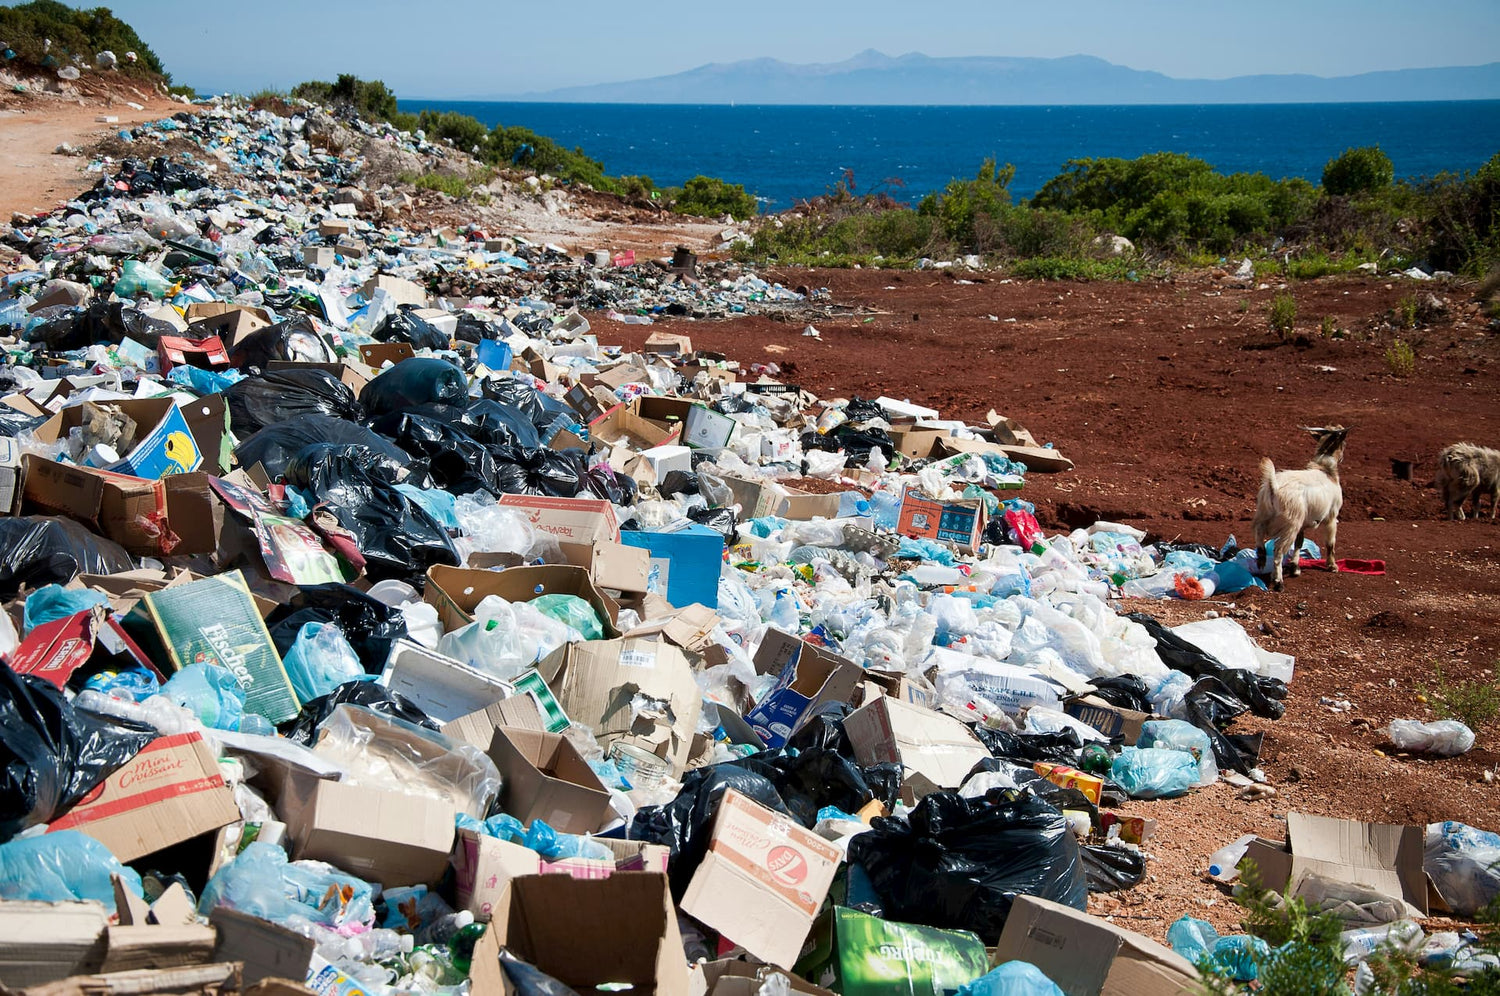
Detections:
[842, 696, 990, 790]
[635, 396, 697, 430]
[0, 436, 20, 515]
[425, 564, 620, 639]
[1033, 762, 1104, 805]
[620, 522, 724, 609]
[184, 303, 271, 346]
[22, 457, 217, 557]
[936, 435, 1074, 474]
[128, 570, 300, 724]
[539, 636, 703, 776]
[47, 731, 240, 862]
[681, 789, 842, 969]
[795, 907, 988, 996]
[1064, 695, 1148, 744]
[682, 405, 737, 449]
[279, 772, 457, 887]
[643, 332, 693, 355]
[563, 383, 612, 423]
[780, 490, 842, 521]
[744, 630, 863, 749]
[994, 895, 1199, 996]
[317, 218, 352, 238]
[363, 274, 429, 308]
[441, 695, 549, 751]
[488, 873, 690, 996]
[1241, 812, 1429, 919]
[210, 907, 316, 987]
[557, 539, 652, 595]
[496, 494, 619, 545]
[359, 342, 417, 367]
[302, 246, 337, 269]
[450, 830, 671, 921]
[589, 404, 681, 451]
[9, 606, 160, 689]
[0, 901, 110, 986]
[897, 490, 986, 553]
[696, 961, 837, 996]
[486, 726, 612, 835]
[886, 427, 946, 459]
[378, 639, 513, 724]
[40, 398, 202, 480]
[158, 335, 230, 373]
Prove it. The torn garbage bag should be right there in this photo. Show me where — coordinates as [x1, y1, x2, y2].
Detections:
[283, 443, 459, 583]
[738, 748, 901, 828]
[1, 662, 156, 841]
[224, 368, 364, 437]
[846, 790, 1087, 943]
[1081, 844, 1147, 893]
[230, 314, 334, 368]
[374, 307, 449, 350]
[1127, 613, 1287, 719]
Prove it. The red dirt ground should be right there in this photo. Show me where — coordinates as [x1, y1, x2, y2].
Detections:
[597, 266, 1500, 939]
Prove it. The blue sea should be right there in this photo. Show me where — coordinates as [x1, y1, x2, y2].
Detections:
[399, 100, 1500, 209]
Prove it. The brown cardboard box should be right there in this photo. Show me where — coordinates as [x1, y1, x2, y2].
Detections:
[496, 494, 619, 545]
[210, 908, 316, 987]
[0, 901, 110, 987]
[681, 789, 842, 970]
[1064, 695, 1149, 745]
[184, 303, 272, 346]
[1241, 811, 1429, 919]
[449, 829, 670, 921]
[936, 435, 1074, 474]
[362, 274, 429, 308]
[488, 873, 690, 996]
[842, 696, 990, 790]
[695, 960, 838, 996]
[47, 732, 240, 862]
[264, 360, 373, 393]
[589, 403, 681, 451]
[994, 895, 1199, 996]
[425, 564, 621, 637]
[539, 636, 703, 777]
[556, 539, 651, 595]
[886, 427, 946, 459]
[643, 332, 693, 355]
[897, 490, 986, 553]
[486, 726, 612, 835]
[23, 459, 220, 557]
[636, 396, 698, 429]
[440, 695, 548, 751]
[278, 772, 457, 887]
[744, 630, 864, 749]
[359, 342, 417, 367]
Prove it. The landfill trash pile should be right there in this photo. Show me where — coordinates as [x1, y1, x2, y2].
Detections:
[0, 98, 1493, 996]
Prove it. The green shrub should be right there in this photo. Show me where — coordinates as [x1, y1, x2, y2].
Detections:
[1268, 293, 1297, 338]
[670, 175, 757, 220]
[1384, 337, 1415, 377]
[1320, 315, 1338, 337]
[0, 1, 168, 79]
[1395, 294, 1420, 329]
[291, 73, 401, 122]
[1419, 663, 1500, 730]
[1009, 256, 1134, 281]
[402, 170, 491, 199]
[917, 159, 1015, 249]
[1322, 145, 1395, 197]
[415, 110, 489, 152]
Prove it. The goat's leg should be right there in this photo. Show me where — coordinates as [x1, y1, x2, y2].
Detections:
[1325, 517, 1339, 571]
[1290, 528, 1306, 577]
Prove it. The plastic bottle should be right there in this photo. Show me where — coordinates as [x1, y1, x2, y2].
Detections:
[769, 591, 799, 631]
[1080, 744, 1113, 775]
[1207, 833, 1259, 881]
[1341, 919, 1423, 965]
[868, 490, 901, 530]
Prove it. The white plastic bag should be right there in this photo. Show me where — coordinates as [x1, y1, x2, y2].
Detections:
[1387, 719, 1473, 757]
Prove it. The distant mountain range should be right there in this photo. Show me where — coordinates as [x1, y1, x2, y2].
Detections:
[484, 51, 1500, 105]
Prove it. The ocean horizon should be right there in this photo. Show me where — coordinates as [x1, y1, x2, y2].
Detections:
[399, 99, 1500, 208]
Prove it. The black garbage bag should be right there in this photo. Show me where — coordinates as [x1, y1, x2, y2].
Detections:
[973, 726, 1082, 764]
[230, 315, 335, 369]
[362, 358, 468, 416]
[265, 583, 410, 673]
[845, 397, 888, 424]
[1087, 675, 1154, 713]
[406, 400, 534, 449]
[369, 411, 507, 496]
[224, 368, 365, 437]
[0, 516, 133, 600]
[1127, 613, 1287, 719]
[498, 951, 580, 996]
[283, 444, 460, 583]
[687, 506, 737, 545]
[738, 748, 900, 828]
[495, 446, 588, 498]
[28, 301, 176, 351]
[374, 307, 448, 350]
[799, 424, 894, 466]
[628, 762, 790, 898]
[282, 679, 439, 744]
[1081, 844, 1147, 892]
[583, 465, 636, 506]
[0, 662, 157, 842]
[234, 414, 408, 480]
[1182, 676, 1264, 775]
[847, 790, 1088, 943]
[482, 378, 571, 434]
[455, 314, 504, 344]
[785, 702, 856, 756]
[658, 470, 700, 498]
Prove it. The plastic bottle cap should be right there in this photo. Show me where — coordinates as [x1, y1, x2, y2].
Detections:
[1208, 864, 1223, 877]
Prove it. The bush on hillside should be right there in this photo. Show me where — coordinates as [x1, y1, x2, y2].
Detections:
[1322, 145, 1395, 197]
[0, 0, 167, 79]
[670, 175, 758, 220]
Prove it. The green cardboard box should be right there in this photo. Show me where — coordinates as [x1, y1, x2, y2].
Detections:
[131, 569, 300, 724]
[794, 907, 987, 996]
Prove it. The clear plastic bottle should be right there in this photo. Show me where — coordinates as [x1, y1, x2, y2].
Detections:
[1341, 920, 1423, 965]
[868, 490, 901, 530]
[768, 591, 799, 631]
[1206, 833, 1259, 881]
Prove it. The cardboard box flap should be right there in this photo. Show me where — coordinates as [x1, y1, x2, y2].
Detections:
[994, 895, 1199, 996]
[425, 564, 621, 638]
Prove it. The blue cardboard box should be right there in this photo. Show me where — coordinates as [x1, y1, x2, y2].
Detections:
[46, 398, 202, 480]
[744, 629, 864, 748]
[620, 522, 724, 609]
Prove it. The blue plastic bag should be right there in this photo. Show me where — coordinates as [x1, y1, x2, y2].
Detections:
[1110, 746, 1199, 799]
[22, 584, 109, 635]
[1137, 720, 1218, 787]
[161, 662, 246, 731]
[199, 841, 374, 928]
[958, 962, 1064, 996]
[281, 622, 364, 703]
[0, 830, 143, 903]
[1212, 935, 1270, 981]
[82, 668, 161, 701]
[1167, 915, 1219, 964]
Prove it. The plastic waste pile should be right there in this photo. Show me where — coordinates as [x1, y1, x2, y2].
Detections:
[0, 96, 1491, 996]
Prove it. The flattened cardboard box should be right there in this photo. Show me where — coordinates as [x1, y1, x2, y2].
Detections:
[486, 726, 612, 835]
[441, 693, 549, 751]
[1064, 694, 1148, 745]
[47, 731, 240, 862]
[842, 695, 990, 790]
[0, 901, 110, 986]
[489, 872, 690, 996]
[1242, 811, 1428, 919]
[994, 895, 1199, 996]
[681, 789, 842, 970]
[496, 493, 620, 545]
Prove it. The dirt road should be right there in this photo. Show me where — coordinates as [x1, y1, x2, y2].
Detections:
[0, 90, 172, 217]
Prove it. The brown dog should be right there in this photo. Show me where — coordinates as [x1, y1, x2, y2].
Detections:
[1252, 427, 1348, 591]
[1436, 442, 1500, 520]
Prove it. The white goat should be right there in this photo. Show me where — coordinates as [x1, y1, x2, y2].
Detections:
[1435, 442, 1500, 521]
[1252, 427, 1348, 591]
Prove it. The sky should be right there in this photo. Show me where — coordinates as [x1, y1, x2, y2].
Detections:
[96, 0, 1500, 98]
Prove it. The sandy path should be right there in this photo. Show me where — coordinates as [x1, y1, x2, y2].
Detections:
[0, 95, 172, 217]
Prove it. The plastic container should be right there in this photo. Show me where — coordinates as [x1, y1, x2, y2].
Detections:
[1206, 833, 1259, 882]
[1387, 719, 1474, 756]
